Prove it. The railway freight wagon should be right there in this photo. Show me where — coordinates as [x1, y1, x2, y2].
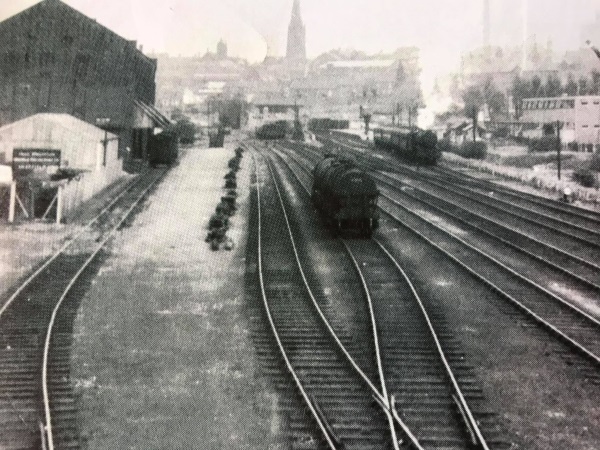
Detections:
[148, 131, 178, 166]
[373, 126, 440, 165]
[256, 120, 288, 140]
[312, 155, 379, 237]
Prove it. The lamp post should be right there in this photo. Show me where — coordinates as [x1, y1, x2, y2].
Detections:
[96, 118, 111, 166]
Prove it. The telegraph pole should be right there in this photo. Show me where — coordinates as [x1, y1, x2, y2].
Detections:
[556, 120, 561, 180]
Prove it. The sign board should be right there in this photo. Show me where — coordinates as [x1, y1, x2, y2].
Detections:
[12, 148, 61, 179]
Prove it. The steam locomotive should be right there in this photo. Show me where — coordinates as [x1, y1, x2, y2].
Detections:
[312, 154, 379, 237]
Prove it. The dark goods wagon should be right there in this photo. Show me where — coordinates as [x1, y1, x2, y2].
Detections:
[149, 131, 179, 166]
[373, 126, 440, 166]
[312, 155, 379, 237]
[256, 120, 288, 140]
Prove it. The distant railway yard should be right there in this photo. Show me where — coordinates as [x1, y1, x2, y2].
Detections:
[1, 135, 599, 449]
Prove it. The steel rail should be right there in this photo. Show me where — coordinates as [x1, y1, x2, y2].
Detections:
[251, 151, 339, 450]
[329, 133, 600, 226]
[434, 164, 600, 224]
[380, 192, 600, 330]
[376, 173, 600, 299]
[264, 143, 424, 449]
[374, 239, 490, 450]
[325, 135, 600, 245]
[386, 169, 600, 247]
[378, 202, 600, 367]
[375, 172, 600, 278]
[0, 173, 144, 319]
[276, 141, 490, 448]
[340, 240, 400, 450]
[42, 169, 166, 449]
[280, 141, 600, 326]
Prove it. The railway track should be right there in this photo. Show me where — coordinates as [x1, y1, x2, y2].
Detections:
[256, 142, 504, 449]
[433, 165, 600, 226]
[250, 147, 397, 449]
[276, 140, 600, 371]
[0, 168, 166, 450]
[326, 135, 600, 263]
[316, 136, 600, 302]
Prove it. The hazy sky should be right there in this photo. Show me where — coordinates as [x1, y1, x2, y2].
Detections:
[1, 0, 599, 83]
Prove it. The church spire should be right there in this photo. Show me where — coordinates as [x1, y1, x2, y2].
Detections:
[286, 0, 306, 61]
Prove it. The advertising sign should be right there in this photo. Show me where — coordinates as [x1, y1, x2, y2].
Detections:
[12, 148, 61, 179]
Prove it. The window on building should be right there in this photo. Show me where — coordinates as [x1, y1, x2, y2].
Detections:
[581, 101, 588, 105]
[594, 101, 600, 105]
[582, 125, 589, 128]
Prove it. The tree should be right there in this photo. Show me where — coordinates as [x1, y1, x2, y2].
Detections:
[462, 86, 484, 117]
[511, 75, 530, 119]
[578, 77, 589, 95]
[530, 75, 543, 97]
[543, 75, 562, 97]
[591, 70, 600, 95]
[482, 78, 506, 117]
[564, 74, 578, 96]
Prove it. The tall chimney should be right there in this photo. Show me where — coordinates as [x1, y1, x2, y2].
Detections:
[483, 0, 490, 48]
[521, 0, 528, 72]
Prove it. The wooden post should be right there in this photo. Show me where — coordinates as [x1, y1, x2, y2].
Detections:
[56, 185, 63, 224]
[8, 181, 16, 223]
[556, 120, 561, 180]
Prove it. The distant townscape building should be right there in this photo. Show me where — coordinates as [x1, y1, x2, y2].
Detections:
[520, 95, 600, 152]
[152, 0, 422, 128]
[460, 40, 557, 93]
[151, 43, 248, 120]
[0, 0, 169, 165]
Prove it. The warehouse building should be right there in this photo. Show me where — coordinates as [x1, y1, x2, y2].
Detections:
[0, 0, 168, 170]
[521, 95, 600, 152]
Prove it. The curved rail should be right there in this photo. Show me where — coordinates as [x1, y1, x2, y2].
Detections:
[373, 239, 490, 450]
[272, 141, 491, 448]
[42, 170, 166, 449]
[340, 240, 400, 448]
[0, 174, 143, 318]
[263, 154, 413, 449]
[278, 141, 600, 344]
[251, 151, 339, 449]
